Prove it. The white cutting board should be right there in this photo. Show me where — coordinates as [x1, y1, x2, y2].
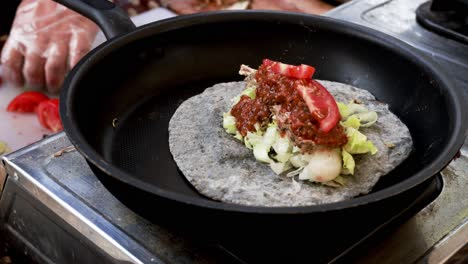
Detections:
[0, 72, 52, 152]
[0, 8, 176, 153]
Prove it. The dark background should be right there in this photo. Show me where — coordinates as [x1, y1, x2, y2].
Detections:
[0, 0, 19, 34]
[0, 0, 20, 53]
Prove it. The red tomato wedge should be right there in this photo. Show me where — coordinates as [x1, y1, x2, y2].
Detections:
[296, 80, 341, 133]
[263, 59, 316, 79]
[36, 99, 63, 132]
[7, 91, 49, 112]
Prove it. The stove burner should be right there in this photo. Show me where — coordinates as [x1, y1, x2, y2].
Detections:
[416, 0, 468, 44]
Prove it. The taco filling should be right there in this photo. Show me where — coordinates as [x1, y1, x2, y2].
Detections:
[168, 60, 412, 207]
[223, 59, 378, 186]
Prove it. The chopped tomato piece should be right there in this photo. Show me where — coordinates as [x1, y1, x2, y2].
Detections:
[262, 59, 316, 79]
[7, 91, 49, 112]
[296, 80, 341, 133]
[36, 99, 63, 132]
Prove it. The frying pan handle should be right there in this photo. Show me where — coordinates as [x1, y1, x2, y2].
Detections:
[53, 0, 136, 39]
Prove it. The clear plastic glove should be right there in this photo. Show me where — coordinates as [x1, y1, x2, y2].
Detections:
[1, 0, 99, 93]
[251, 0, 334, 14]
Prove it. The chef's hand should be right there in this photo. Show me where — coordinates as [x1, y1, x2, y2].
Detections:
[163, 0, 333, 15]
[1, 0, 99, 93]
[250, 0, 334, 14]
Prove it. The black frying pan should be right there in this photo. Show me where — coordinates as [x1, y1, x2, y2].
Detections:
[54, 0, 465, 234]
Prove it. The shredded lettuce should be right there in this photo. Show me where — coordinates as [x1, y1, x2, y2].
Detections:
[344, 127, 378, 155]
[338, 101, 377, 126]
[270, 161, 292, 174]
[286, 166, 304, 177]
[234, 132, 243, 141]
[323, 177, 346, 187]
[341, 149, 355, 175]
[334, 176, 347, 185]
[292, 146, 301, 154]
[223, 112, 244, 141]
[326, 176, 347, 187]
[354, 111, 378, 127]
[254, 123, 262, 134]
[263, 126, 278, 146]
[246, 126, 277, 163]
[272, 136, 292, 162]
[289, 154, 312, 168]
[342, 115, 361, 129]
[298, 164, 313, 181]
[339, 101, 378, 157]
[337, 102, 349, 119]
[338, 102, 368, 120]
[231, 85, 256, 105]
[253, 143, 273, 163]
[244, 131, 263, 150]
[223, 112, 237, 134]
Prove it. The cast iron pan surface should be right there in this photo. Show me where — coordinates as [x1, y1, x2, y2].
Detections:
[55, 0, 466, 218]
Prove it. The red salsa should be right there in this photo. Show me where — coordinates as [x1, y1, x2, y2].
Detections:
[231, 64, 347, 147]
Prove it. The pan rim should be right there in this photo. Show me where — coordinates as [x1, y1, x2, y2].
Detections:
[61, 10, 467, 214]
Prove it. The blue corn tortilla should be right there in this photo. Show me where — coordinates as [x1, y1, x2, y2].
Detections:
[168, 81, 412, 207]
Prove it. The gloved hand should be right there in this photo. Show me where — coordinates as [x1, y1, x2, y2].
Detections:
[251, 0, 333, 14]
[162, 0, 333, 14]
[1, 0, 99, 93]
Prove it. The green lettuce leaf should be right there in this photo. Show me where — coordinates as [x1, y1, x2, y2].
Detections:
[270, 161, 292, 174]
[272, 136, 292, 163]
[341, 149, 355, 175]
[222, 112, 237, 134]
[338, 102, 368, 120]
[344, 127, 378, 155]
[231, 86, 256, 105]
[342, 115, 361, 129]
[354, 111, 378, 127]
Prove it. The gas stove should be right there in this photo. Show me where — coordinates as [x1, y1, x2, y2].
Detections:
[1, 1, 467, 263]
[416, 0, 468, 44]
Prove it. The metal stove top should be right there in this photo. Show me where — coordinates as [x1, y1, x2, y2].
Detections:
[1, 0, 467, 263]
[328, 0, 468, 99]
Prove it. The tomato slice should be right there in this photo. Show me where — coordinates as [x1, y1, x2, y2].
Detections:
[36, 99, 63, 132]
[262, 59, 316, 79]
[296, 80, 341, 133]
[7, 91, 49, 112]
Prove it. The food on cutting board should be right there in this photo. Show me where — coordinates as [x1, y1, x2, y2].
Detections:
[7, 91, 49, 112]
[113, 0, 160, 16]
[161, 0, 249, 14]
[169, 59, 412, 207]
[36, 99, 62, 133]
[6, 91, 63, 133]
[162, 0, 334, 15]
